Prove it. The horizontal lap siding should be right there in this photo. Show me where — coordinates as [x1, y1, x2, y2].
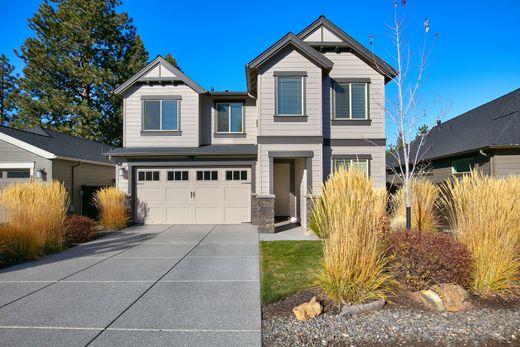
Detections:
[329, 145, 386, 188]
[124, 84, 200, 147]
[0, 139, 52, 177]
[324, 52, 385, 139]
[257, 48, 322, 136]
[493, 154, 520, 177]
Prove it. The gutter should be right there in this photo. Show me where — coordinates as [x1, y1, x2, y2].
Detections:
[70, 162, 81, 214]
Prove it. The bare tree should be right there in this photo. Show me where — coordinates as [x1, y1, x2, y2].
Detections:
[371, 1, 441, 229]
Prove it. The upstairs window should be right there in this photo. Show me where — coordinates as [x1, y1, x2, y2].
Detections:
[143, 99, 179, 131]
[216, 103, 244, 133]
[276, 76, 304, 115]
[452, 157, 475, 174]
[333, 158, 369, 177]
[333, 82, 368, 119]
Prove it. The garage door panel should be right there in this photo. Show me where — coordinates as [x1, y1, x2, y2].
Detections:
[166, 207, 192, 223]
[136, 187, 164, 203]
[195, 207, 220, 224]
[165, 187, 192, 204]
[223, 186, 251, 204]
[194, 187, 220, 203]
[223, 207, 250, 223]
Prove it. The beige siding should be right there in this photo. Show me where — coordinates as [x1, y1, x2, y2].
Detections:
[257, 143, 322, 195]
[0, 139, 52, 179]
[324, 52, 385, 139]
[329, 145, 386, 188]
[200, 95, 258, 145]
[52, 160, 114, 214]
[493, 154, 520, 177]
[116, 162, 129, 194]
[257, 47, 322, 136]
[123, 84, 200, 147]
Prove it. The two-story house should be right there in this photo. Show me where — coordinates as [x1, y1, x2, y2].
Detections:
[106, 16, 397, 232]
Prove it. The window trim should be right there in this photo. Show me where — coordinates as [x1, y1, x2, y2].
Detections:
[167, 170, 189, 181]
[332, 82, 369, 120]
[332, 157, 371, 177]
[451, 157, 476, 174]
[214, 102, 245, 134]
[141, 98, 181, 132]
[137, 170, 161, 182]
[275, 75, 306, 116]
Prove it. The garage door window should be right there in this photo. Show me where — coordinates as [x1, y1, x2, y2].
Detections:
[138, 171, 160, 181]
[167, 170, 189, 181]
[196, 170, 218, 181]
[226, 170, 247, 181]
[1, 169, 31, 178]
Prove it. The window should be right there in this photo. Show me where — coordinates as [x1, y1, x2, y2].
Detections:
[333, 158, 369, 176]
[143, 99, 179, 131]
[333, 82, 368, 119]
[452, 157, 475, 174]
[196, 170, 218, 181]
[226, 170, 248, 181]
[167, 170, 189, 181]
[216, 103, 244, 133]
[276, 76, 304, 115]
[138, 170, 160, 181]
[1, 170, 31, 178]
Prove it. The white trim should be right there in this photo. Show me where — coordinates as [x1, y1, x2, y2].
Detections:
[0, 162, 35, 177]
[55, 156, 114, 167]
[0, 132, 56, 159]
[215, 102, 245, 133]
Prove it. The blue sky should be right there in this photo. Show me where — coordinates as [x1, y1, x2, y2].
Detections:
[2, 0, 519, 144]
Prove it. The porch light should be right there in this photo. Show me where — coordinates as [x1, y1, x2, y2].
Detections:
[36, 169, 45, 178]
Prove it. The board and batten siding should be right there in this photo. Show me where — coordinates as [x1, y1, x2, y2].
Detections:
[323, 52, 385, 139]
[257, 47, 323, 136]
[0, 139, 53, 180]
[199, 95, 258, 145]
[257, 143, 323, 195]
[328, 145, 386, 188]
[493, 154, 520, 177]
[123, 84, 200, 147]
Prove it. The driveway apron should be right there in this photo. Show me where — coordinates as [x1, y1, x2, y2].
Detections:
[0, 224, 261, 347]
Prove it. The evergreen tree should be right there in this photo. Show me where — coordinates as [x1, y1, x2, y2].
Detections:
[163, 53, 181, 71]
[417, 124, 429, 136]
[15, 0, 148, 145]
[0, 54, 18, 126]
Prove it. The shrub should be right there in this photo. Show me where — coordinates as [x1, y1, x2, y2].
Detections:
[312, 167, 396, 304]
[62, 215, 97, 245]
[390, 179, 440, 231]
[0, 181, 68, 265]
[442, 172, 520, 295]
[93, 187, 127, 230]
[386, 230, 474, 290]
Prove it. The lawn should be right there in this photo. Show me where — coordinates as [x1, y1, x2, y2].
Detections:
[260, 240, 323, 304]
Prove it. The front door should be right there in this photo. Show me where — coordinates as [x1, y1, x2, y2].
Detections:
[274, 163, 290, 217]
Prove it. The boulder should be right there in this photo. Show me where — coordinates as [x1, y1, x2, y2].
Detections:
[431, 283, 468, 312]
[412, 289, 445, 311]
[293, 296, 322, 321]
[339, 300, 386, 316]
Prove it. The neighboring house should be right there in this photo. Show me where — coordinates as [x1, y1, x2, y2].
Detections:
[0, 126, 115, 218]
[387, 88, 520, 186]
[106, 15, 397, 232]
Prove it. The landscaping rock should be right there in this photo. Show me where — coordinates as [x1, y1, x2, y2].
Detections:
[339, 300, 386, 316]
[412, 289, 445, 311]
[431, 283, 468, 312]
[293, 296, 322, 321]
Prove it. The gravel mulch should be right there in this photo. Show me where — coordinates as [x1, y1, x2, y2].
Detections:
[262, 290, 520, 346]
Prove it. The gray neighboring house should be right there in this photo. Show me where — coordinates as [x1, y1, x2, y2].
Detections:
[0, 126, 115, 217]
[106, 15, 397, 232]
[387, 88, 520, 186]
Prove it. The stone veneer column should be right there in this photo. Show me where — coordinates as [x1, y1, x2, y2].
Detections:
[250, 194, 258, 225]
[256, 194, 275, 233]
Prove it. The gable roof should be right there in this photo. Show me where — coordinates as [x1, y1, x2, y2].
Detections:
[113, 56, 206, 95]
[245, 32, 334, 94]
[297, 15, 397, 82]
[0, 126, 114, 165]
[387, 88, 520, 167]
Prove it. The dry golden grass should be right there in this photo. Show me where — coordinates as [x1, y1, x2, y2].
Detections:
[442, 172, 520, 296]
[0, 181, 68, 263]
[390, 179, 440, 231]
[312, 167, 396, 304]
[93, 187, 127, 230]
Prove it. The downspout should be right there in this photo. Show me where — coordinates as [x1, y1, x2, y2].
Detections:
[479, 149, 493, 176]
[70, 162, 81, 214]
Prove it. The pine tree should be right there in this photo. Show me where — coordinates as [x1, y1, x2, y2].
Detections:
[163, 53, 181, 71]
[0, 54, 18, 126]
[15, 0, 148, 145]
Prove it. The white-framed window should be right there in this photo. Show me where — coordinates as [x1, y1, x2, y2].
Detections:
[215, 102, 244, 133]
[451, 157, 475, 174]
[276, 75, 305, 116]
[0, 169, 31, 178]
[143, 99, 180, 131]
[333, 158, 370, 177]
[225, 170, 248, 181]
[137, 170, 160, 181]
[196, 170, 218, 181]
[167, 170, 189, 181]
[333, 82, 368, 119]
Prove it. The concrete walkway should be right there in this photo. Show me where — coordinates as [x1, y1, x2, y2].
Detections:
[0, 224, 261, 347]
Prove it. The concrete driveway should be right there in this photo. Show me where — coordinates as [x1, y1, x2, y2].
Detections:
[0, 224, 261, 347]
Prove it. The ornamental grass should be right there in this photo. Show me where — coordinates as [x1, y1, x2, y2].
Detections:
[93, 187, 127, 230]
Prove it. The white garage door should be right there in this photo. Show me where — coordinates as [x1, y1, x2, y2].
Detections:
[135, 167, 251, 224]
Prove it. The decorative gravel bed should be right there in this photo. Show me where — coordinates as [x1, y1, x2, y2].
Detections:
[262, 291, 520, 346]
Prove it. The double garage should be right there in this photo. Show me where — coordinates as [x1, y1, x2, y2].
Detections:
[134, 166, 252, 224]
